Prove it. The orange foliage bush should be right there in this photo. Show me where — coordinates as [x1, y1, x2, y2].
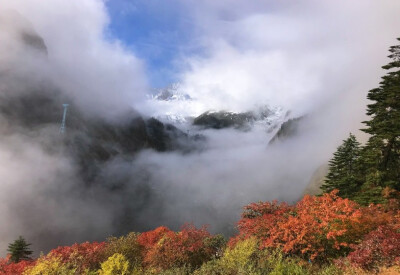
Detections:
[236, 191, 364, 261]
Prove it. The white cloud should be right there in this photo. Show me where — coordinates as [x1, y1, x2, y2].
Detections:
[0, 0, 148, 118]
[177, 0, 400, 119]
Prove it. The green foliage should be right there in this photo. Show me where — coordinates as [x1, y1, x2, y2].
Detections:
[7, 236, 33, 263]
[315, 264, 343, 275]
[98, 253, 130, 275]
[261, 250, 309, 275]
[152, 266, 192, 275]
[203, 234, 226, 258]
[192, 260, 229, 275]
[361, 37, 400, 191]
[353, 181, 386, 205]
[321, 133, 362, 198]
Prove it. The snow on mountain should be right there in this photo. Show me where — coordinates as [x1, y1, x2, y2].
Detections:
[151, 83, 192, 101]
[143, 83, 287, 134]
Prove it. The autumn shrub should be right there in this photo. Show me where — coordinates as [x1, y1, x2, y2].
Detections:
[147, 266, 192, 275]
[192, 260, 229, 275]
[260, 249, 310, 275]
[98, 253, 130, 275]
[220, 237, 259, 272]
[195, 239, 309, 275]
[314, 264, 343, 275]
[0, 255, 35, 275]
[139, 224, 220, 271]
[48, 241, 106, 272]
[103, 232, 142, 268]
[137, 226, 172, 250]
[347, 226, 400, 270]
[377, 265, 400, 275]
[354, 202, 400, 238]
[236, 191, 363, 261]
[23, 256, 75, 275]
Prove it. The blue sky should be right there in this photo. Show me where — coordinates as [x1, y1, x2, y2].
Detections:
[105, 0, 198, 87]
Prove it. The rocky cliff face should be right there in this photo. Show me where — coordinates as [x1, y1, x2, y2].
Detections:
[0, 87, 204, 181]
[0, 10, 47, 62]
[193, 110, 254, 130]
[269, 116, 304, 144]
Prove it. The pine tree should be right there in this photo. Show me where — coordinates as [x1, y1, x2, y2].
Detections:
[354, 138, 392, 205]
[321, 133, 362, 198]
[361, 38, 400, 189]
[7, 236, 33, 263]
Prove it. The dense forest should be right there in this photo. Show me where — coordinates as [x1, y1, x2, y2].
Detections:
[1, 38, 399, 275]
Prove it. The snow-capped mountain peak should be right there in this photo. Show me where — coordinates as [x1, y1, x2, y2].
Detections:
[144, 83, 287, 134]
[151, 83, 192, 101]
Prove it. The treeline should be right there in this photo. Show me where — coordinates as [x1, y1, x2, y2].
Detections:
[0, 38, 399, 275]
[322, 38, 400, 205]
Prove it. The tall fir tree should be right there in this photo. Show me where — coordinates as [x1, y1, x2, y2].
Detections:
[361, 37, 400, 189]
[7, 236, 33, 263]
[321, 133, 362, 198]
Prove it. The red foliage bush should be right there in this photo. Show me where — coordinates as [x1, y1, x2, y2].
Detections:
[137, 226, 171, 250]
[138, 224, 218, 270]
[347, 226, 400, 270]
[0, 255, 35, 275]
[49, 241, 106, 271]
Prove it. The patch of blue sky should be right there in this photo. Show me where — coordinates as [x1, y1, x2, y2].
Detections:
[105, 0, 199, 88]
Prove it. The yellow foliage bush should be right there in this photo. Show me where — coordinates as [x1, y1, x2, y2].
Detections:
[221, 237, 259, 271]
[103, 232, 142, 267]
[23, 256, 75, 275]
[98, 253, 130, 275]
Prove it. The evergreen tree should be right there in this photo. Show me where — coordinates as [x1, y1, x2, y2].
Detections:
[361, 38, 400, 189]
[7, 236, 33, 263]
[349, 137, 386, 204]
[321, 133, 362, 198]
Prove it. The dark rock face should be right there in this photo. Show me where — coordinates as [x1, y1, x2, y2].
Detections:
[193, 111, 255, 130]
[0, 87, 204, 183]
[155, 89, 173, 100]
[192, 106, 279, 130]
[21, 31, 48, 54]
[269, 116, 304, 144]
[0, 10, 48, 55]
